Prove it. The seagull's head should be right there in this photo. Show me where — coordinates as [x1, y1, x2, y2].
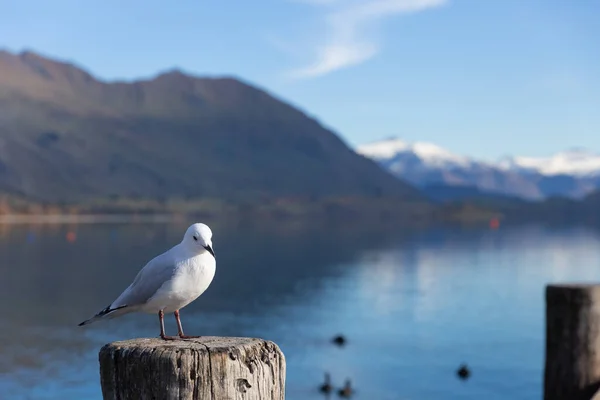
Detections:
[183, 223, 215, 258]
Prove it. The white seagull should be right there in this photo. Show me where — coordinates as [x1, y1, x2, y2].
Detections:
[78, 222, 216, 340]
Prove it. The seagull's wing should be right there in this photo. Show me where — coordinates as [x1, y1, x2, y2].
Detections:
[111, 251, 178, 308]
[78, 249, 179, 326]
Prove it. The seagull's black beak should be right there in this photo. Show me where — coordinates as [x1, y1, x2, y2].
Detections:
[204, 244, 215, 258]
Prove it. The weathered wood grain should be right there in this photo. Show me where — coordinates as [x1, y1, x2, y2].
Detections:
[544, 284, 600, 400]
[99, 336, 285, 400]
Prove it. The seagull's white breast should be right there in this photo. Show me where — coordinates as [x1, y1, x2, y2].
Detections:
[143, 252, 216, 314]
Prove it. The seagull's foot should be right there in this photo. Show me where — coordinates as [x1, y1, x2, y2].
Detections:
[160, 334, 179, 341]
[179, 334, 203, 339]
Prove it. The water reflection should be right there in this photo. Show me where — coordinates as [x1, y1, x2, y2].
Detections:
[0, 223, 600, 399]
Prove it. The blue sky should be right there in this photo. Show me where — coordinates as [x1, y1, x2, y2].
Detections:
[0, 0, 598, 160]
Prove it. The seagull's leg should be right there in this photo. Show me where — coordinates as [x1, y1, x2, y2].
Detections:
[175, 310, 185, 336]
[175, 310, 202, 339]
[159, 310, 178, 340]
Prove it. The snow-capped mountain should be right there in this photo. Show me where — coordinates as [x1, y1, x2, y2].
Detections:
[498, 149, 600, 176]
[357, 138, 600, 200]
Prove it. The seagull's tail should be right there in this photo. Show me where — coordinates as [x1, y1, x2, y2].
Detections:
[78, 304, 129, 326]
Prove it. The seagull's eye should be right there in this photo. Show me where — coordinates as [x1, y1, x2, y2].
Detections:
[193, 236, 198, 241]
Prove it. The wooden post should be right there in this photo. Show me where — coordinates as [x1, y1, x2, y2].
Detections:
[544, 284, 600, 400]
[99, 336, 285, 400]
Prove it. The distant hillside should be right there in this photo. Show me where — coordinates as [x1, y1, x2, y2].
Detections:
[422, 183, 525, 205]
[0, 50, 423, 203]
[498, 190, 600, 225]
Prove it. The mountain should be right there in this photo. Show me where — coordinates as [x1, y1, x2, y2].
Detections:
[357, 137, 600, 201]
[0, 50, 423, 204]
[498, 149, 600, 176]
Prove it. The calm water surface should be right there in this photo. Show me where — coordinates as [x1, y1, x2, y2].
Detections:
[1, 222, 600, 400]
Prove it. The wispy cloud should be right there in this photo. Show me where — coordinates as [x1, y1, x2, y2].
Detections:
[290, 0, 341, 4]
[286, 0, 448, 79]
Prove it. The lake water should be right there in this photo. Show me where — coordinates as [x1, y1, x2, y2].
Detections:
[1, 222, 600, 400]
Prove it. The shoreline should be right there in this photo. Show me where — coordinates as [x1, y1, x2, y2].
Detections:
[0, 214, 178, 224]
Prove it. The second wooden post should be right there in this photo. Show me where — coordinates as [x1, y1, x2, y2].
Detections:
[544, 284, 600, 400]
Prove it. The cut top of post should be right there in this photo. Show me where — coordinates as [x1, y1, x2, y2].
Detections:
[99, 336, 286, 400]
[546, 283, 600, 305]
[547, 283, 600, 290]
[102, 336, 272, 353]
